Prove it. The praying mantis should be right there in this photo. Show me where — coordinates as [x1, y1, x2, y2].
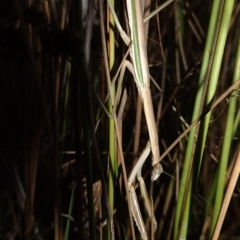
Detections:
[106, 0, 173, 239]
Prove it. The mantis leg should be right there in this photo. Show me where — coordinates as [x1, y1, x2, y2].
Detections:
[128, 142, 163, 239]
[129, 185, 148, 240]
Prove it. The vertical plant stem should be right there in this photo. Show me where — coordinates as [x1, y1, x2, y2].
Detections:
[212, 147, 240, 239]
[210, 26, 239, 235]
[174, 0, 224, 238]
[64, 184, 75, 240]
[108, 1, 117, 239]
[83, 1, 98, 239]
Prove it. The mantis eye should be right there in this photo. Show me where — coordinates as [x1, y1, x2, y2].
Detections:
[151, 163, 163, 181]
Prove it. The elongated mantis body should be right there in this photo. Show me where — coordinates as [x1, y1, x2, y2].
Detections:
[106, 0, 165, 238]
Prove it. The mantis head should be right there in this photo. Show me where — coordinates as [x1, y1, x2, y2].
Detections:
[151, 162, 163, 181]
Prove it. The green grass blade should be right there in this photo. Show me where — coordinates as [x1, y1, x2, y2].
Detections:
[174, 0, 223, 238]
[64, 184, 75, 240]
[108, 1, 118, 239]
[210, 25, 240, 236]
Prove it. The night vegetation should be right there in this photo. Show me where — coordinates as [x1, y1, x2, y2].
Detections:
[0, 0, 239, 239]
